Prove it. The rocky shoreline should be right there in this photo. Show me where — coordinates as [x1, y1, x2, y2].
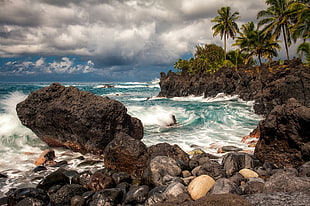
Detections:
[0, 59, 309, 205]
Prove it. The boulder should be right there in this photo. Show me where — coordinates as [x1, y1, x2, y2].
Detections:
[87, 172, 114, 191]
[37, 170, 70, 191]
[209, 178, 242, 195]
[16, 83, 143, 154]
[192, 161, 225, 180]
[239, 168, 259, 179]
[147, 143, 190, 168]
[88, 188, 124, 206]
[125, 185, 149, 204]
[222, 153, 257, 177]
[254, 98, 310, 167]
[104, 132, 148, 175]
[7, 188, 49, 206]
[143, 156, 182, 187]
[49, 184, 87, 206]
[187, 175, 215, 200]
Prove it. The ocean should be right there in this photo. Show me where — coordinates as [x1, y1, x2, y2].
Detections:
[0, 81, 262, 195]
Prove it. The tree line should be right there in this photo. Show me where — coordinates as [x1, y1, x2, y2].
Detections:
[174, 0, 309, 74]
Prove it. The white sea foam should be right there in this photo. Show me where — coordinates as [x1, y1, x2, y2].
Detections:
[171, 93, 239, 103]
[0, 92, 45, 174]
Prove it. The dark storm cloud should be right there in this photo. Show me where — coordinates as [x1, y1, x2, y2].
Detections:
[0, 0, 268, 81]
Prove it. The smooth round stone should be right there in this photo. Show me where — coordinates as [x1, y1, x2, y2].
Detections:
[239, 168, 259, 179]
[187, 175, 215, 200]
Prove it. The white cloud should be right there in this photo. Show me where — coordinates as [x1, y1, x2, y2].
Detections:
[1, 57, 94, 75]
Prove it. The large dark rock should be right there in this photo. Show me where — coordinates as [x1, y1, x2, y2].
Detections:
[254, 98, 310, 167]
[16, 83, 143, 154]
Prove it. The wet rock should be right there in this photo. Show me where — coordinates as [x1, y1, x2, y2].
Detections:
[7, 188, 49, 206]
[239, 168, 259, 179]
[71, 171, 92, 188]
[125, 185, 149, 204]
[187, 175, 215, 200]
[104, 132, 148, 175]
[33, 166, 47, 173]
[209, 178, 242, 195]
[222, 152, 257, 176]
[34, 149, 55, 166]
[88, 188, 124, 206]
[0, 173, 8, 178]
[37, 170, 70, 191]
[255, 98, 310, 167]
[143, 156, 182, 187]
[217, 146, 242, 153]
[147, 143, 190, 168]
[192, 160, 225, 180]
[49, 184, 87, 206]
[88, 172, 114, 191]
[16, 83, 143, 154]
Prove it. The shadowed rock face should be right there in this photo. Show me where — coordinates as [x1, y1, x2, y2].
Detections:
[254, 98, 310, 167]
[16, 83, 143, 154]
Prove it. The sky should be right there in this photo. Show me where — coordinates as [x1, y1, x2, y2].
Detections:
[0, 0, 297, 82]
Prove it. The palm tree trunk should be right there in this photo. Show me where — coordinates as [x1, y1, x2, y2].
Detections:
[282, 25, 290, 60]
[224, 32, 227, 61]
[258, 54, 262, 66]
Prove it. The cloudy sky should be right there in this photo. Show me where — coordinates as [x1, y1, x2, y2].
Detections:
[0, 0, 290, 82]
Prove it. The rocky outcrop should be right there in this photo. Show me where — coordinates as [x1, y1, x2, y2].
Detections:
[16, 83, 143, 154]
[159, 58, 310, 115]
[254, 98, 310, 167]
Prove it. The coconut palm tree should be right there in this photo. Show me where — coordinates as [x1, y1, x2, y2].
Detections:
[297, 42, 310, 64]
[212, 7, 240, 60]
[234, 22, 281, 65]
[257, 0, 296, 60]
[289, 0, 310, 42]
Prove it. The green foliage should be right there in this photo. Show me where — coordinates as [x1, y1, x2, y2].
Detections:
[234, 21, 280, 65]
[297, 42, 310, 65]
[174, 44, 225, 74]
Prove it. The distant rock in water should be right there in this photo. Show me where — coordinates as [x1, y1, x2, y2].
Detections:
[16, 83, 143, 154]
[254, 98, 310, 167]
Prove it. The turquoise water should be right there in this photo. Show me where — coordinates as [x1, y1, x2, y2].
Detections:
[0, 81, 262, 193]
